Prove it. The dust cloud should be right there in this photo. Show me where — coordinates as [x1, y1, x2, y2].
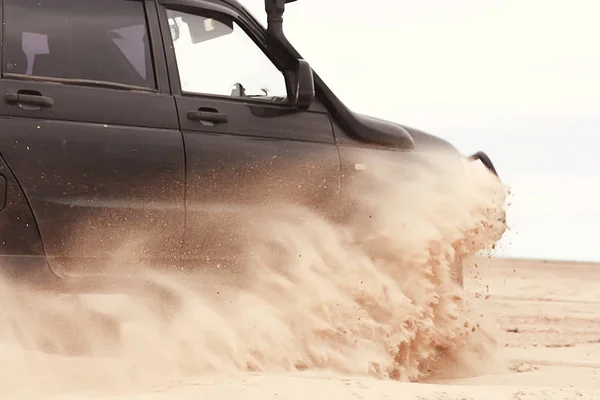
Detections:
[0, 152, 508, 398]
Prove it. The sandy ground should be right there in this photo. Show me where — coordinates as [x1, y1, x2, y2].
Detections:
[136, 257, 596, 400]
[1, 155, 597, 399]
[430, 256, 600, 399]
[4, 258, 597, 400]
[127, 257, 600, 400]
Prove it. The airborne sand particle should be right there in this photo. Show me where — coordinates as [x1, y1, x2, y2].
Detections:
[0, 152, 508, 397]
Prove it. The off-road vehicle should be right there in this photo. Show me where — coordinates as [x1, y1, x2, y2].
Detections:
[0, 0, 500, 292]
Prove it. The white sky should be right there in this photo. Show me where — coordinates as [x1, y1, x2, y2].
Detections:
[232, 1, 600, 262]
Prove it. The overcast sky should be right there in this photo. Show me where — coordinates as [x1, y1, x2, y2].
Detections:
[235, 0, 600, 262]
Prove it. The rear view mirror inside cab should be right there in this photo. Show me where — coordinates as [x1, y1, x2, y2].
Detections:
[167, 10, 233, 44]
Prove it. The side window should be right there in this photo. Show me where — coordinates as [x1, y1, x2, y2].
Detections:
[167, 9, 287, 101]
[3, 0, 156, 89]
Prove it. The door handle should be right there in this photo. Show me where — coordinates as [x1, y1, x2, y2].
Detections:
[187, 108, 228, 124]
[5, 91, 54, 108]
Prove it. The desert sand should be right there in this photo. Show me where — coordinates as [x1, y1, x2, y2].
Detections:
[0, 154, 597, 399]
[3, 257, 597, 400]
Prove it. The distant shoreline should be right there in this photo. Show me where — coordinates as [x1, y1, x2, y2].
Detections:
[473, 254, 600, 267]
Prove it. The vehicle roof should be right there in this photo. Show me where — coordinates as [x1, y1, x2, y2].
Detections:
[167, 0, 265, 26]
[177, 0, 254, 14]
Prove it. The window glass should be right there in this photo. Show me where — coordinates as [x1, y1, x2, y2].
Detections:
[167, 9, 287, 102]
[3, 0, 156, 89]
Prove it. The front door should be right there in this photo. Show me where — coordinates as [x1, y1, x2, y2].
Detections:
[158, 4, 341, 266]
[0, 0, 185, 278]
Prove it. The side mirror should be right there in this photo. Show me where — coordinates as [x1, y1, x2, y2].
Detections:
[293, 59, 315, 109]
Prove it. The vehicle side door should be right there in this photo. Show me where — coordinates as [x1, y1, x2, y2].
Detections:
[157, 2, 341, 265]
[0, 0, 185, 279]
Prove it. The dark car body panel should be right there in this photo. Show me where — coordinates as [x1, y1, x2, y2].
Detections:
[0, 151, 44, 257]
[0, 80, 186, 278]
[175, 97, 340, 264]
[182, 132, 340, 265]
[175, 89, 341, 265]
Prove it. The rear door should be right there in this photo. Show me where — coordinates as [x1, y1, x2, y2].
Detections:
[157, 2, 341, 265]
[0, 0, 185, 278]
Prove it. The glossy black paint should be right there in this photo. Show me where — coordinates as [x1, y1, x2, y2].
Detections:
[0, 0, 496, 292]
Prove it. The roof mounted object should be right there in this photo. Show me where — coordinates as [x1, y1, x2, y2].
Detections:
[264, 0, 314, 109]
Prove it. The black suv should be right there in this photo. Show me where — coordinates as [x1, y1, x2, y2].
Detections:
[0, 0, 499, 293]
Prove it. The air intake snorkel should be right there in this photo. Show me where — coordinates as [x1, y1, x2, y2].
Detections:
[264, 0, 315, 109]
[264, 0, 296, 46]
[263, 0, 414, 148]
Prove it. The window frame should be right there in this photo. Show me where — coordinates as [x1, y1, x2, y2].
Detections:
[0, 0, 3, 75]
[156, 0, 296, 107]
[0, 0, 170, 94]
